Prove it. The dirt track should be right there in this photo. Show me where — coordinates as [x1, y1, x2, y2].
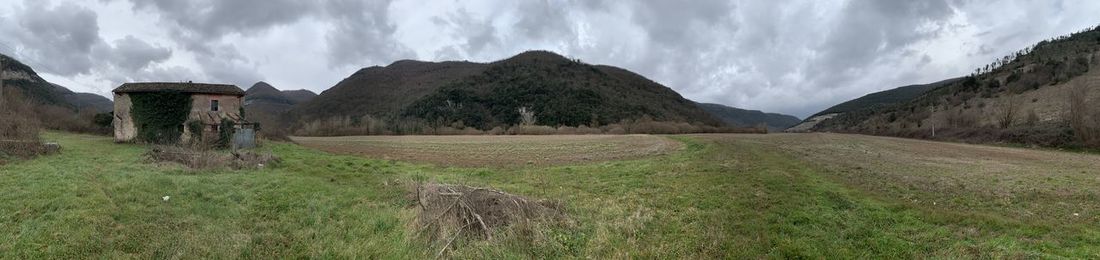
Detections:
[291, 135, 683, 168]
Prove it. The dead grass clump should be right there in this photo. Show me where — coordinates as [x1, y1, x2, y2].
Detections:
[411, 183, 570, 256]
[145, 145, 281, 170]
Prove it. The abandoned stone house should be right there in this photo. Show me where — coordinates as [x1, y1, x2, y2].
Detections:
[112, 82, 254, 147]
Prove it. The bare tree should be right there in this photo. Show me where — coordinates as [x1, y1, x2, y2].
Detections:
[1025, 109, 1040, 127]
[997, 95, 1022, 129]
[1067, 78, 1098, 146]
[517, 106, 536, 126]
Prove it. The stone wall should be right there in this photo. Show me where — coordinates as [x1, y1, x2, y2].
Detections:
[189, 94, 243, 120]
[112, 93, 136, 142]
[114, 93, 244, 143]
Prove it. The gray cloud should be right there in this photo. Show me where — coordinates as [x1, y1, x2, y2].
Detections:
[100, 35, 173, 71]
[2, 1, 101, 76]
[809, 1, 956, 88]
[3, 0, 1099, 117]
[126, 0, 317, 54]
[194, 44, 263, 87]
[514, 0, 575, 41]
[322, 0, 414, 68]
[433, 8, 500, 57]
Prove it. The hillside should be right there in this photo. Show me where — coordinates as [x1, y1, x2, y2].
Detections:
[290, 60, 486, 121]
[244, 82, 316, 132]
[801, 25, 1100, 148]
[813, 78, 962, 118]
[1, 54, 112, 112]
[696, 103, 800, 132]
[401, 51, 723, 129]
[292, 50, 724, 131]
[54, 84, 113, 113]
[789, 78, 960, 131]
[281, 89, 317, 104]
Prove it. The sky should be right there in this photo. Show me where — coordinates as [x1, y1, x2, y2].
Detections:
[1, 0, 1098, 118]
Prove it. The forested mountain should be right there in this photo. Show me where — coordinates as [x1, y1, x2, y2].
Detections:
[697, 103, 800, 132]
[291, 50, 725, 131]
[799, 25, 1100, 148]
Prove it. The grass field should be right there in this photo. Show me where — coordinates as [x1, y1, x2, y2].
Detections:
[290, 134, 682, 167]
[2, 132, 1099, 258]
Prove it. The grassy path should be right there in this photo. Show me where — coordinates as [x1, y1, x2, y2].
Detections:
[0, 132, 1097, 258]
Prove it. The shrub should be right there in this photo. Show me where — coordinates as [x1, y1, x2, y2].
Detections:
[508, 125, 557, 135]
[555, 126, 578, 135]
[93, 112, 113, 128]
[217, 118, 234, 148]
[574, 125, 602, 135]
[604, 124, 626, 135]
[1067, 80, 1100, 147]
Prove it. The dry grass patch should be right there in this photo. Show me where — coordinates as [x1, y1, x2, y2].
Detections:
[411, 183, 571, 257]
[144, 145, 281, 170]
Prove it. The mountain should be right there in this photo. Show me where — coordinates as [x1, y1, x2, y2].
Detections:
[292, 50, 723, 129]
[281, 89, 317, 104]
[814, 78, 962, 118]
[1, 53, 112, 112]
[798, 24, 1100, 148]
[244, 82, 317, 111]
[697, 103, 801, 132]
[290, 60, 486, 121]
[243, 82, 316, 130]
[63, 92, 113, 113]
[789, 78, 961, 132]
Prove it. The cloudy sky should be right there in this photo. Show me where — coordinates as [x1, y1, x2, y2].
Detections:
[1, 0, 1098, 118]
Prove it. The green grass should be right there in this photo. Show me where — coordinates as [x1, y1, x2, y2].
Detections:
[1, 132, 1098, 258]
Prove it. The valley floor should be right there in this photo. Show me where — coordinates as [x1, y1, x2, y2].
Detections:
[1, 132, 1098, 258]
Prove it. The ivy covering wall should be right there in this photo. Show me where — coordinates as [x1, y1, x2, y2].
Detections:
[130, 91, 192, 143]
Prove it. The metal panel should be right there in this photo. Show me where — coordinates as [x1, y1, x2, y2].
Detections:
[232, 127, 256, 149]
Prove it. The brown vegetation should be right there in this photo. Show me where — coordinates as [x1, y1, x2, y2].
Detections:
[810, 24, 1100, 150]
[0, 90, 43, 159]
[0, 88, 109, 138]
[996, 95, 1022, 129]
[1067, 79, 1100, 147]
[144, 145, 280, 170]
[411, 183, 569, 257]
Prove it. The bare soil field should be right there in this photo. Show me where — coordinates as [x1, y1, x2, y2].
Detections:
[290, 134, 682, 167]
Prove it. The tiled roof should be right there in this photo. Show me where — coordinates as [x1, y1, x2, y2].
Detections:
[113, 82, 245, 96]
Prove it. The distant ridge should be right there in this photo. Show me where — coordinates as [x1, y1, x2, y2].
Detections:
[244, 81, 316, 131]
[697, 103, 801, 132]
[1, 53, 112, 112]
